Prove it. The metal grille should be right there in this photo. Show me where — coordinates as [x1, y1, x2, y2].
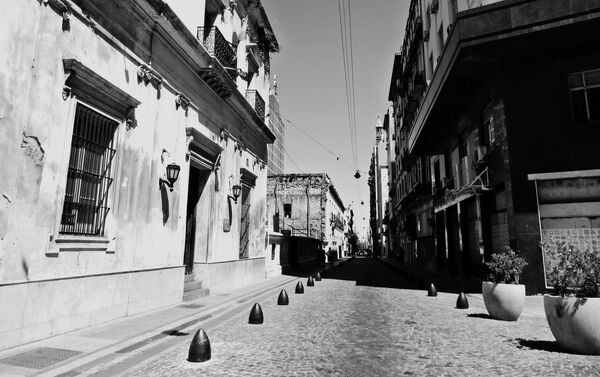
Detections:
[197, 26, 237, 81]
[60, 104, 118, 236]
[0, 347, 82, 370]
[245, 90, 265, 121]
[239, 186, 251, 259]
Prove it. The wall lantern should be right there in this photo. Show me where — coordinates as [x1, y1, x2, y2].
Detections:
[229, 184, 242, 203]
[160, 163, 181, 192]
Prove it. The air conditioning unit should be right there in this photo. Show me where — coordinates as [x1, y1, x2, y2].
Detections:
[424, 29, 430, 42]
[431, 0, 439, 14]
[474, 146, 487, 162]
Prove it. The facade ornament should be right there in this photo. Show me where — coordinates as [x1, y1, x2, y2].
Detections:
[185, 135, 194, 161]
[125, 107, 137, 130]
[175, 93, 190, 111]
[62, 85, 71, 100]
[220, 129, 230, 143]
[137, 64, 163, 90]
[234, 141, 245, 154]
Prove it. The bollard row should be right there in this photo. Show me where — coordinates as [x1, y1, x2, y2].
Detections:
[188, 274, 322, 362]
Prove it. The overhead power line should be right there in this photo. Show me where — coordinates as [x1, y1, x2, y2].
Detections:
[337, 0, 359, 170]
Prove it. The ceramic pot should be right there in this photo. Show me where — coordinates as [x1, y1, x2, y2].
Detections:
[482, 282, 525, 321]
[544, 295, 600, 355]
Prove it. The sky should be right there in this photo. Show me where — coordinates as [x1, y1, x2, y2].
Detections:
[262, 0, 409, 239]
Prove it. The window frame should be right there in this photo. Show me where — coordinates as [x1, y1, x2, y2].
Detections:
[568, 68, 600, 126]
[59, 100, 122, 237]
[48, 58, 139, 254]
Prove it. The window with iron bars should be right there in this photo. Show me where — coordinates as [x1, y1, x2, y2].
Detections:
[60, 103, 119, 236]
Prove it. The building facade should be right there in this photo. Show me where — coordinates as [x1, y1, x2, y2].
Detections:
[267, 77, 285, 175]
[389, 0, 600, 292]
[0, 0, 278, 349]
[267, 174, 348, 265]
[369, 116, 390, 258]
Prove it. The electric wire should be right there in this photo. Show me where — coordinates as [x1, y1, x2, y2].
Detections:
[282, 144, 303, 173]
[348, 0, 358, 168]
[337, 0, 357, 171]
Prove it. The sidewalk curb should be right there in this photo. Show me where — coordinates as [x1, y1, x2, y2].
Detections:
[0, 274, 302, 377]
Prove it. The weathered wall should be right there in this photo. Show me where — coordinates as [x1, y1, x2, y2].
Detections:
[0, 0, 274, 349]
[267, 174, 325, 239]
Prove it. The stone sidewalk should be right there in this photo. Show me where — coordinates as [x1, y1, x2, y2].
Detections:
[376, 257, 547, 317]
[119, 257, 600, 377]
[0, 261, 334, 377]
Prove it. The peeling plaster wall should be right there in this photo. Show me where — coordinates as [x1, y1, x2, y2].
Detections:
[0, 0, 271, 349]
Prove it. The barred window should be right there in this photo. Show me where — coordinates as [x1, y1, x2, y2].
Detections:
[569, 69, 600, 124]
[60, 103, 119, 236]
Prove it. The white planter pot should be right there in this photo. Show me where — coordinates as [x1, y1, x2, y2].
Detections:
[482, 282, 525, 321]
[544, 295, 600, 355]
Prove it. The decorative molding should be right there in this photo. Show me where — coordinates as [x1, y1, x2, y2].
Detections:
[175, 93, 190, 111]
[125, 107, 137, 130]
[234, 141, 245, 154]
[220, 128, 230, 142]
[185, 135, 194, 161]
[137, 64, 163, 90]
[62, 85, 71, 100]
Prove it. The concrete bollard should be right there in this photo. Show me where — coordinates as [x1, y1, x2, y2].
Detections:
[307, 276, 315, 287]
[188, 328, 211, 362]
[277, 289, 289, 305]
[295, 281, 304, 294]
[248, 303, 264, 324]
[427, 283, 438, 297]
[456, 292, 469, 309]
[315, 272, 322, 281]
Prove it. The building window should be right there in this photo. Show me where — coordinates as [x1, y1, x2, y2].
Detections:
[568, 69, 600, 124]
[60, 103, 119, 236]
[283, 203, 292, 218]
[437, 22, 444, 57]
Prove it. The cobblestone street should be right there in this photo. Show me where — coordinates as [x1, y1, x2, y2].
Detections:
[121, 258, 600, 377]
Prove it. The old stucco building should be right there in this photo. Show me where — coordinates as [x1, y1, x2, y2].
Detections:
[0, 0, 279, 349]
[267, 174, 348, 268]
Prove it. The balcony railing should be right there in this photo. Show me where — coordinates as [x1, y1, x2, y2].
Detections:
[245, 90, 265, 120]
[197, 26, 237, 81]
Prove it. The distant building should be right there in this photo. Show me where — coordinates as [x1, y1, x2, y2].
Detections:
[369, 116, 390, 258]
[267, 79, 285, 175]
[267, 174, 348, 267]
[389, 0, 600, 293]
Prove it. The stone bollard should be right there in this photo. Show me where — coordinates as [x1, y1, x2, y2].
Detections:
[295, 281, 304, 294]
[315, 272, 322, 281]
[456, 292, 469, 309]
[307, 276, 315, 287]
[248, 303, 264, 324]
[427, 283, 438, 297]
[188, 328, 211, 362]
[278, 289, 289, 305]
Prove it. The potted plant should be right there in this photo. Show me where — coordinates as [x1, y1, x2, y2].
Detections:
[544, 242, 600, 355]
[482, 246, 528, 321]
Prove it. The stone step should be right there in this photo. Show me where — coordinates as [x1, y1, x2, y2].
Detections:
[183, 287, 210, 302]
[183, 279, 204, 292]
